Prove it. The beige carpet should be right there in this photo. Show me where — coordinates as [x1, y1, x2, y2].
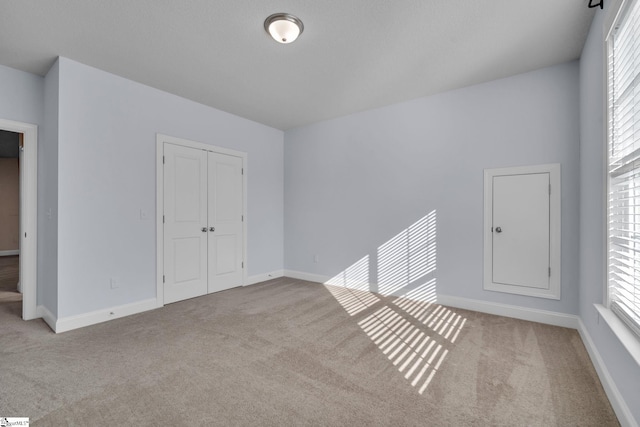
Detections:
[0, 277, 618, 426]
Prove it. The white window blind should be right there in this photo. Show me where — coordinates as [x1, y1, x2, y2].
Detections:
[608, 0, 640, 339]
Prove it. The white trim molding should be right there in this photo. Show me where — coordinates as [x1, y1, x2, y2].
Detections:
[37, 305, 57, 332]
[0, 119, 38, 321]
[247, 270, 284, 286]
[283, 270, 577, 329]
[283, 270, 578, 329]
[595, 304, 640, 367]
[578, 318, 639, 427]
[436, 294, 579, 329]
[155, 136, 164, 307]
[54, 298, 158, 333]
[284, 270, 331, 284]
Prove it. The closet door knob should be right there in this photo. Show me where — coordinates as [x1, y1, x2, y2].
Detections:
[201, 227, 207, 232]
[210, 227, 215, 232]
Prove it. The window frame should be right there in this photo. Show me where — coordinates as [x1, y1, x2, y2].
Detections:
[605, 0, 640, 346]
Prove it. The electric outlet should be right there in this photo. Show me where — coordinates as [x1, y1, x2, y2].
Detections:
[46, 208, 52, 220]
[110, 277, 119, 289]
[314, 254, 319, 263]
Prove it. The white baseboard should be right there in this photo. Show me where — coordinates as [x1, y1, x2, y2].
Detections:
[0, 250, 19, 256]
[577, 319, 638, 427]
[247, 270, 284, 286]
[55, 298, 158, 333]
[36, 305, 56, 331]
[437, 294, 580, 329]
[284, 269, 330, 284]
[282, 271, 578, 329]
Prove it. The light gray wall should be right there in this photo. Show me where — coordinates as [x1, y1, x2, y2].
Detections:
[40, 59, 60, 316]
[0, 64, 44, 125]
[284, 61, 580, 315]
[0, 64, 57, 314]
[55, 57, 283, 318]
[579, 6, 640, 423]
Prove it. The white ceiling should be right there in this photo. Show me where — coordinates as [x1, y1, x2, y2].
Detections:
[0, 1, 595, 130]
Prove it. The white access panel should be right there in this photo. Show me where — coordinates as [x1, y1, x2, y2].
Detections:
[163, 143, 208, 304]
[208, 151, 244, 293]
[492, 173, 550, 288]
[483, 164, 561, 300]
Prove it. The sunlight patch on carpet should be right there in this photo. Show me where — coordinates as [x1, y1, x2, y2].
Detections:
[323, 210, 465, 394]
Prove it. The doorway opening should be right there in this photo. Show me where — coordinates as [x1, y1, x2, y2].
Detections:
[0, 130, 21, 305]
[0, 119, 38, 320]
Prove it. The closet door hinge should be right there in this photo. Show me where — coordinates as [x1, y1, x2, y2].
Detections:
[548, 267, 551, 277]
[549, 184, 551, 195]
[242, 261, 244, 269]
[163, 275, 165, 283]
[163, 155, 165, 164]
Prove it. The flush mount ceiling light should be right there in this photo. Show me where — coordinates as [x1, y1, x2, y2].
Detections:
[264, 13, 304, 44]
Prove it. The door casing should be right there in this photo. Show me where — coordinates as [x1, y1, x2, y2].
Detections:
[156, 134, 247, 307]
[483, 163, 561, 300]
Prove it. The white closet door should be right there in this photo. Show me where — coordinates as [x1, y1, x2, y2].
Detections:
[492, 172, 550, 289]
[208, 151, 244, 293]
[164, 144, 208, 303]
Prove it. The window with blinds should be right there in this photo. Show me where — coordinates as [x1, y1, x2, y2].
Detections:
[608, 0, 640, 340]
